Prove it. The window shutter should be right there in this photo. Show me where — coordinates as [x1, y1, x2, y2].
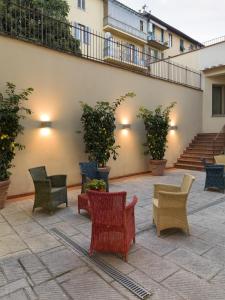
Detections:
[84, 26, 90, 44]
[134, 47, 138, 64]
[82, 0, 85, 9]
[74, 22, 80, 40]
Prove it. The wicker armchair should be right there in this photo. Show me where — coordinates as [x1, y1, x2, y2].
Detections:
[214, 155, 225, 165]
[79, 162, 109, 193]
[153, 174, 195, 236]
[29, 166, 68, 214]
[88, 191, 138, 261]
[204, 164, 225, 192]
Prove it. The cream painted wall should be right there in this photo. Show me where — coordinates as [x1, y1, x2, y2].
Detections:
[67, 0, 103, 31]
[171, 42, 225, 133]
[0, 36, 202, 196]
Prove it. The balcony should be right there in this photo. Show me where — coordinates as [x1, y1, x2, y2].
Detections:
[103, 40, 147, 71]
[147, 33, 169, 50]
[103, 16, 147, 44]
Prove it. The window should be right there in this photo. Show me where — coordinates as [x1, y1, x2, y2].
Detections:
[161, 29, 164, 43]
[75, 23, 90, 45]
[189, 44, 194, 50]
[78, 0, 85, 10]
[212, 85, 225, 116]
[140, 20, 144, 32]
[180, 39, 184, 52]
[169, 33, 173, 48]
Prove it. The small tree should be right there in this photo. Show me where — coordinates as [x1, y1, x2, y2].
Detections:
[0, 0, 81, 54]
[137, 102, 176, 160]
[0, 83, 33, 181]
[80, 93, 135, 167]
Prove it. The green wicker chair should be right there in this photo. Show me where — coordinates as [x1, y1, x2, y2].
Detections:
[29, 166, 68, 214]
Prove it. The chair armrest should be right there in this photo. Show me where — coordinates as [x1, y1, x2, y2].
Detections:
[48, 175, 67, 187]
[34, 180, 51, 194]
[157, 191, 188, 208]
[126, 196, 138, 211]
[154, 184, 180, 198]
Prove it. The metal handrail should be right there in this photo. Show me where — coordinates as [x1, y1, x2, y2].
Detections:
[0, 1, 202, 90]
[203, 35, 225, 47]
[213, 124, 225, 156]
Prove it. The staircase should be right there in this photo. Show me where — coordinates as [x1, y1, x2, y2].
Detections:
[175, 133, 225, 171]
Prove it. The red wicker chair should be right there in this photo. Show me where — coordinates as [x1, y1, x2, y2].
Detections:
[87, 191, 138, 261]
[78, 193, 91, 215]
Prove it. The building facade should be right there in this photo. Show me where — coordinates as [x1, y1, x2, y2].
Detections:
[67, 0, 203, 68]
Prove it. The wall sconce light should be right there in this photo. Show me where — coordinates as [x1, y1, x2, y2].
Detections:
[39, 115, 52, 137]
[40, 121, 52, 128]
[169, 125, 178, 131]
[119, 124, 131, 130]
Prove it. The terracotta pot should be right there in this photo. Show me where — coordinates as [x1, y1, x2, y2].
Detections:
[0, 179, 10, 209]
[150, 159, 167, 176]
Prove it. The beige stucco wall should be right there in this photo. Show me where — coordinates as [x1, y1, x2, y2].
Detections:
[67, 0, 103, 31]
[0, 36, 202, 196]
[171, 42, 225, 133]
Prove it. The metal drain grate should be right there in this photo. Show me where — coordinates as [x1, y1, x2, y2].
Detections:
[51, 228, 152, 300]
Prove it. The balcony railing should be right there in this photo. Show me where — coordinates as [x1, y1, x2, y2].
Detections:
[203, 35, 225, 47]
[147, 33, 169, 49]
[103, 16, 147, 41]
[0, 2, 201, 90]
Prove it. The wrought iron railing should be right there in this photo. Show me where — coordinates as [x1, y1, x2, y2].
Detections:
[103, 16, 147, 41]
[0, 1, 201, 90]
[213, 125, 225, 156]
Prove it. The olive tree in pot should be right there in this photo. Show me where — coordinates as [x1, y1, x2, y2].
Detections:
[0, 83, 33, 209]
[137, 102, 176, 176]
[80, 92, 135, 177]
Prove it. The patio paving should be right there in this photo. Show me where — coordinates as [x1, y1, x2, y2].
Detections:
[1, 169, 225, 299]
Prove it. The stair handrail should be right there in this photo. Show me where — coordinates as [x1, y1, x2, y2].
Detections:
[213, 125, 225, 156]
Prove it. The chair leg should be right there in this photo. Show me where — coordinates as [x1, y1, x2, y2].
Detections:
[32, 206, 35, 213]
[157, 228, 161, 237]
[133, 237, 136, 244]
[123, 253, 128, 262]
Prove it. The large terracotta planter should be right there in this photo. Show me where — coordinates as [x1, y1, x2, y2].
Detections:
[150, 159, 167, 176]
[0, 179, 10, 209]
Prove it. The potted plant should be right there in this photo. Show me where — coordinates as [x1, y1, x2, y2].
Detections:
[80, 92, 135, 176]
[137, 102, 176, 176]
[85, 179, 106, 192]
[0, 83, 33, 209]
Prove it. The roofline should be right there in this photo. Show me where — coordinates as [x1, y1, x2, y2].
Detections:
[108, 0, 145, 18]
[143, 13, 204, 47]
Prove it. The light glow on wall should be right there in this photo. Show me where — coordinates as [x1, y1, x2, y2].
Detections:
[39, 114, 52, 137]
[120, 118, 131, 136]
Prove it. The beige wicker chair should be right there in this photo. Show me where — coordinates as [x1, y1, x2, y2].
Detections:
[214, 155, 225, 165]
[153, 174, 195, 236]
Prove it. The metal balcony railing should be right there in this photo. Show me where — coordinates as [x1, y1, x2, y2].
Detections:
[104, 16, 147, 41]
[203, 35, 225, 47]
[0, 1, 201, 90]
[147, 33, 169, 47]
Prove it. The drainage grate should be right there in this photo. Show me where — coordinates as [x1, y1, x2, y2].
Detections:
[51, 228, 152, 300]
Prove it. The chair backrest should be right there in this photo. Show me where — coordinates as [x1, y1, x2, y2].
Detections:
[214, 155, 225, 165]
[29, 166, 47, 182]
[205, 165, 224, 177]
[88, 191, 126, 227]
[180, 174, 195, 194]
[79, 161, 98, 179]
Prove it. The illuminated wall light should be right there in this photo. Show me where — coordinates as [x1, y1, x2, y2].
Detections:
[39, 115, 52, 137]
[169, 125, 178, 131]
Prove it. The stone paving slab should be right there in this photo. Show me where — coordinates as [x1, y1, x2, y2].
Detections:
[166, 248, 222, 280]
[163, 269, 225, 300]
[1, 170, 225, 299]
[128, 248, 180, 282]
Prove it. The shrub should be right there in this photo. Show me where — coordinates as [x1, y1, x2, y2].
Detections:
[137, 102, 176, 160]
[0, 82, 33, 181]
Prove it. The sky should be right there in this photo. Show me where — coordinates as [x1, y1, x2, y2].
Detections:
[119, 0, 225, 43]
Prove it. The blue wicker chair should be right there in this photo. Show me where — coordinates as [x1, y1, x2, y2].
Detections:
[29, 166, 68, 214]
[204, 164, 225, 193]
[79, 162, 109, 193]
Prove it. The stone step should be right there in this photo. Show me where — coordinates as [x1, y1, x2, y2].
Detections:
[181, 154, 213, 160]
[175, 163, 204, 171]
[178, 158, 205, 165]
